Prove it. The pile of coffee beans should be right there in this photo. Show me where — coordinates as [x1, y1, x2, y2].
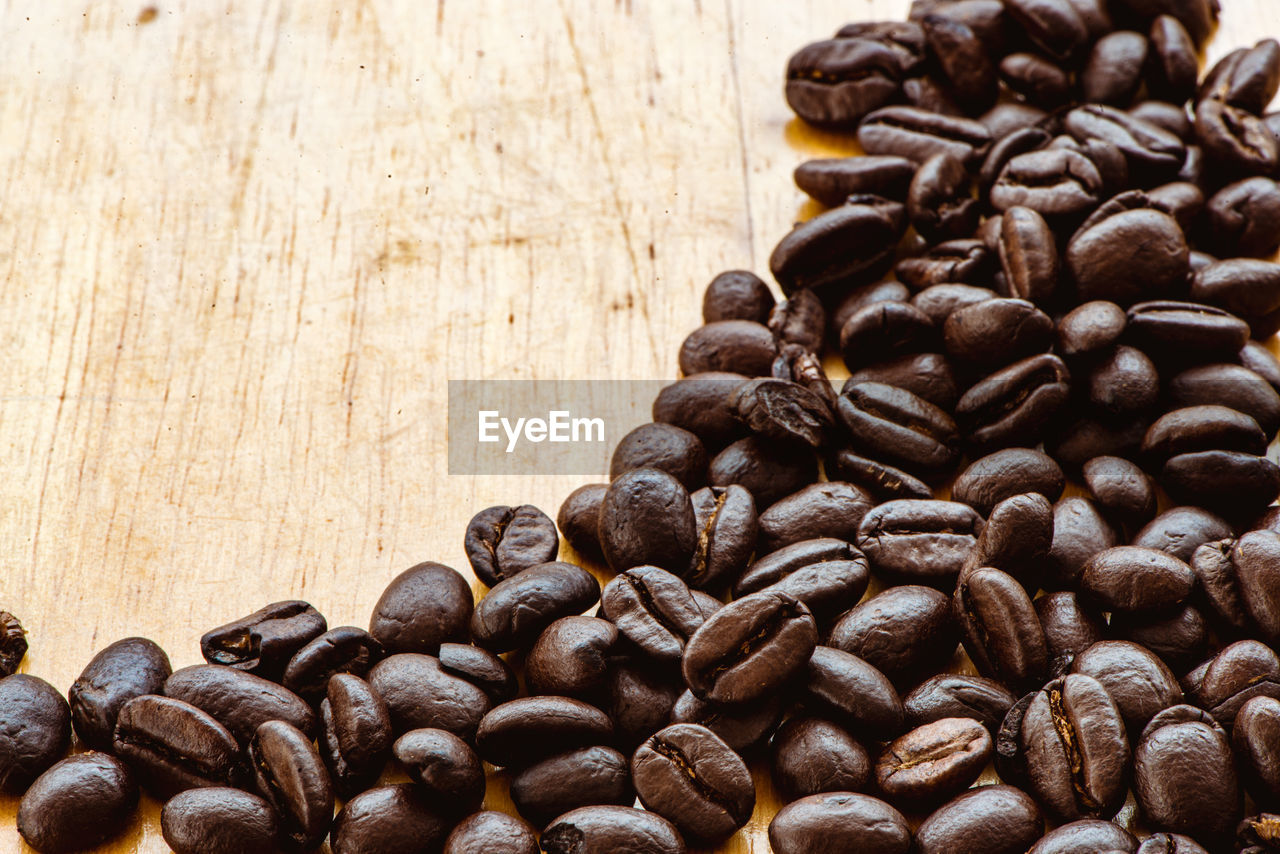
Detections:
[6, 1, 1280, 851]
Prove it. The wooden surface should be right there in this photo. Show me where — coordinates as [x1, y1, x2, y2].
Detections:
[0, 1, 1275, 851]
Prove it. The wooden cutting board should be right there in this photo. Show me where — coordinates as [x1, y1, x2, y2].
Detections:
[0, 1, 1274, 851]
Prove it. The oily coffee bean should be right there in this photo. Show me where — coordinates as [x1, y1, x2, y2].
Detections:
[1057, 300, 1128, 360]
[281, 626, 385, 705]
[599, 468, 700, 577]
[1036, 592, 1107, 676]
[858, 106, 992, 165]
[957, 354, 1071, 450]
[678, 320, 777, 377]
[557, 484, 608, 563]
[1002, 0, 1091, 60]
[464, 504, 560, 587]
[1082, 455, 1157, 530]
[602, 659, 681, 750]
[653, 373, 749, 450]
[392, 728, 485, 815]
[631, 723, 755, 844]
[1205, 177, 1280, 259]
[1194, 531, 1280, 639]
[907, 153, 981, 241]
[438, 642, 517, 705]
[1166, 363, 1280, 435]
[769, 200, 906, 299]
[832, 279, 913, 335]
[769, 792, 911, 854]
[601, 568, 703, 665]
[610, 424, 708, 491]
[995, 691, 1036, 790]
[772, 344, 840, 418]
[1147, 15, 1199, 101]
[943, 298, 1053, 372]
[732, 378, 833, 450]
[838, 300, 936, 370]
[1080, 546, 1195, 613]
[701, 270, 775, 324]
[1047, 497, 1119, 588]
[911, 284, 996, 327]
[540, 806, 687, 854]
[997, 206, 1058, 305]
[112, 694, 242, 798]
[955, 566, 1049, 692]
[669, 690, 782, 755]
[1029, 820, 1139, 854]
[757, 481, 873, 552]
[952, 447, 1065, 515]
[979, 128, 1054, 203]
[990, 148, 1105, 222]
[895, 238, 994, 290]
[875, 717, 991, 805]
[444, 811, 539, 854]
[794, 156, 917, 206]
[914, 784, 1045, 854]
[1195, 98, 1279, 178]
[0, 674, 71, 795]
[1109, 605, 1210, 673]
[1191, 259, 1280, 333]
[1082, 30, 1149, 105]
[368, 561, 474, 655]
[1046, 414, 1150, 470]
[784, 38, 903, 128]
[1200, 39, 1280, 113]
[835, 19, 927, 71]
[682, 589, 817, 704]
[708, 435, 818, 509]
[837, 382, 959, 479]
[826, 448, 934, 502]
[200, 600, 326, 681]
[733, 537, 870, 622]
[319, 674, 391, 799]
[68, 636, 171, 753]
[165, 664, 315, 744]
[475, 696, 613, 768]
[922, 13, 996, 110]
[1067, 206, 1188, 306]
[1161, 450, 1280, 514]
[1124, 302, 1251, 365]
[367, 653, 491, 740]
[769, 289, 826, 353]
[0, 611, 27, 678]
[1085, 346, 1159, 418]
[510, 745, 634, 828]
[160, 787, 278, 854]
[769, 715, 869, 801]
[802, 646, 905, 739]
[1135, 705, 1242, 847]
[471, 561, 600, 653]
[999, 53, 1071, 107]
[1185, 640, 1280, 729]
[249, 719, 333, 849]
[964, 492, 1054, 584]
[526, 616, 616, 697]
[686, 484, 757, 591]
[1134, 505, 1233, 562]
[828, 584, 958, 688]
[1071, 640, 1183, 732]
[857, 500, 983, 586]
[330, 784, 451, 854]
[903, 674, 1016, 734]
[1133, 100, 1194, 144]
[1147, 180, 1205, 232]
[16, 753, 137, 854]
[1233, 696, 1280, 808]
[845, 351, 960, 410]
[1065, 104, 1186, 185]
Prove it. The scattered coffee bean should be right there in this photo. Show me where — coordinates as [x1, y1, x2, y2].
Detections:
[17, 753, 137, 854]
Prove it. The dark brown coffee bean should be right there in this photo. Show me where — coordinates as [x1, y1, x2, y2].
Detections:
[1082, 455, 1157, 530]
[112, 694, 242, 799]
[1029, 820, 1138, 854]
[995, 691, 1036, 790]
[769, 716, 869, 801]
[1200, 40, 1280, 113]
[943, 298, 1054, 372]
[896, 239, 994, 290]
[1168, 362, 1280, 435]
[0, 611, 27, 678]
[601, 658, 680, 751]
[557, 484, 608, 563]
[281, 626, 384, 705]
[1235, 697, 1280, 810]
[1185, 640, 1280, 729]
[1196, 97, 1280, 177]
[826, 449, 935, 502]
[769, 792, 911, 854]
[1136, 705, 1241, 848]
[702, 270, 775, 325]
[999, 53, 1070, 107]
[1082, 31, 1148, 105]
[1110, 605, 1209, 673]
[836, 19, 928, 70]
[802, 646, 905, 739]
[678, 320, 777, 378]
[368, 562, 473, 655]
[995, 207, 1057, 305]
[732, 378, 833, 450]
[1047, 414, 1151, 471]
[858, 106, 992, 165]
[769, 200, 906, 299]
[839, 300, 936, 370]
[686, 484, 757, 592]
[165, 664, 315, 745]
[1147, 16, 1198, 101]
[1203, 531, 1280, 641]
[464, 505, 560, 587]
[526, 616, 617, 697]
[249, 719, 333, 849]
[438, 643, 517, 705]
[1125, 301, 1251, 364]
[1133, 102, 1194, 144]
[632, 723, 754, 844]
[1086, 346, 1159, 418]
[1190, 259, 1280, 328]
[922, 12, 996, 110]
[366, 653, 491, 740]
[903, 674, 1016, 734]
[510, 745, 633, 829]
[1080, 546, 1195, 612]
[17, 753, 137, 854]
[734, 538, 870, 622]
[653, 373, 748, 450]
[955, 566, 1048, 692]
[837, 382, 959, 479]
[876, 717, 991, 805]
[911, 284, 996, 328]
[1134, 505, 1234, 562]
[1147, 180, 1204, 233]
[991, 148, 1104, 222]
[610, 424, 708, 492]
[965, 492, 1053, 584]
[785, 38, 903, 128]
[914, 784, 1044, 854]
[160, 787, 277, 854]
[1036, 592, 1107, 677]
[199, 601, 326, 685]
[1206, 177, 1280, 259]
[601, 568, 703, 665]
[682, 589, 817, 705]
[1068, 206, 1188, 306]
[319, 674, 391, 799]
[1057, 301, 1128, 360]
[392, 727, 484, 815]
[444, 811, 539, 854]
[757, 481, 873, 554]
[856, 499, 984, 586]
[1071, 640, 1183, 733]
[907, 152, 980, 241]
[1066, 104, 1186, 185]
[331, 784, 450, 854]
[829, 584, 958, 689]
[794, 156, 917, 206]
[475, 696, 613, 768]
[1002, 0, 1090, 60]
[832, 279, 913, 335]
[1047, 498, 1118, 588]
[846, 351, 960, 410]
[768, 290, 826, 353]
[669, 690, 782, 755]
[708, 435, 818, 509]
[471, 561, 599, 654]
[952, 447, 1065, 515]
[68, 636, 171, 753]
[541, 806, 687, 854]
[1137, 833, 1210, 854]
[1162, 449, 1280, 514]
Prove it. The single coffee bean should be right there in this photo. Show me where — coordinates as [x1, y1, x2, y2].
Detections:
[757, 481, 873, 552]
[678, 320, 777, 377]
[979, 130, 1054, 207]
[601, 568, 703, 665]
[708, 435, 818, 509]
[732, 377, 833, 450]
[526, 616, 617, 697]
[835, 19, 927, 71]
[734, 538, 870, 622]
[999, 52, 1070, 107]
[907, 152, 981, 241]
[319, 674, 391, 799]
[160, 787, 278, 854]
[846, 351, 960, 411]
[832, 279, 913, 334]
[610, 424, 708, 492]
[952, 447, 1064, 515]
[1147, 15, 1199, 102]
[1195, 531, 1280, 640]
[249, 719, 333, 849]
[475, 696, 613, 768]
[1082, 30, 1149, 105]
[68, 636, 171, 753]
[438, 642, 517, 704]
[802, 646, 905, 739]
[1147, 181, 1204, 233]
[669, 690, 782, 755]
[601, 468, 700, 574]
[990, 148, 1104, 222]
[1047, 500, 1119, 591]
[858, 106, 991, 165]
[393, 728, 485, 815]
[510, 745, 634, 828]
[16, 753, 137, 854]
[943, 298, 1053, 373]
[1065, 104, 1186, 185]
[956, 353, 1071, 451]
[876, 717, 991, 805]
[964, 492, 1053, 586]
[1046, 415, 1150, 470]
[701, 270, 775, 325]
[857, 499, 983, 586]
[1135, 705, 1241, 847]
[769, 200, 906, 299]
[1201, 39, 1280, 112]
[112, 694, 242, 798]
[769, 715, 869, 801]
[0, 611, 28, 677]
[602, 658, 681, 751]
[1057, 301, 1128, 360]
[838, 300, 937, 371]
[444, 811, 539, 854]
[1082, 455, 1157, 530]
[1086, 346, 1159, 418]
[1029, 820, 1139, 854]
[200, 600, 326, 681]
[1109, 605, 1209, 673]
[0, 674, 71, 795]
[686, 484, 757, 591]
[1080, 546, 1195, 613]
[784, 38, 903, 128]
[794, 156, 917, 206]
[1205, 177, 1280, 259]
[652, 372, 749, 450]
[367, 653, 491, 740]
[1185, 640, 1280, 730]
[769, 289, 826, 353]
[828, 584, 958, 688]
[281, 626, 385, 705]
[557, 483, 608, 563]
[769, 792, 911, 854]
[922, 12, 995, 110]
[914, 784, 1044, 854]
[837, 383, 959, 480]
[330, 784, 450, 854]
[1067, 206, 1188, 306]
[1195, 97, 1279, 177]
[470, 561, 599, 653]
[632, 723, 755, 844]
[1134, 505, 1233, 562]
[464, 504, 560, 587]
[955, 566, 1049, 693]
[1036, 592, 1107, 677]
[682, 589, 817, 704]
[826, 448, 934, 502]
[540, 806, 687, 854]
[903, 674, 1016, 734]
[896, 238, 994, 290]
[368, 561, 473, 655]
[1071, 640, 1183, 733]
[911, 284, 995, 328]
[164, 664, 315, 745]
[1233, 696, 1280, 808]
[1125, 301, 1251, 365]
[1162, 449, 1280, 514]
[1136, 834, 1210, 854]
[997, 206, 1058, 305]
[1167, 362, 1280, 435]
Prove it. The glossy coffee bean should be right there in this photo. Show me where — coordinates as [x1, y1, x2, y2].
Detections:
[470, 562, 599, 653]
[956, 353, 1071, 451]
[991, 148, 1104, 222]
[610, 424, 708, 492]
[1196, 98, 1279, 178]
[1206, 177, 1280, 259]
[652, 373, 748, 450]
[839, 300, 936, 371]
[1071, 641, 1182, 733]
[526, 616, 617, 697]
[200, 600, 326, 681]
[769, 200, 905, 299]
[1065, 104, 1186, 185]
[678, 320, 777, 377]
[1085, 345, 1158, 418]
[955, 566, 1048, 692]
[1134, 505, 1233, 562]
[837, 383, 959, 480]
[1045, 415, 1150, 471]
[557, 484, 608, 563]
[330, 784, 450, 854]
[757, 482, 873, 552]
[431, 645, 513, 699]
[826, 448, 934, 502]
[903, 674, 1016, 734]
[68, 637, 170, 754]
[669, 690, 781, 755]
[858, 106, 992, 165]
[1028, 820, 1138, 854]
[1185, 640, 1280, 730]
[164, 664, 314, 745]
[368, 562, 474, 655]
[999, 52, 1070, 108]
[602, 659, 681, 751]
[896, 238, 994, 290]
[601, 568, 702, 665]
[907, 152, 980, 240]
[785, 38, 903, 128]
[510, 745, 634, 828]
[1148, 15, 1198, 100]
[769, 715, 869, 801]
[733, 538, 869, 622]
[319, 674, 392, 799]
[846, 350, 960, 411]
[687, 484, 757, 592]
[1166, 363, 1280, 436]
[1046, 498, 1118, 589]
[0, 675, 72, 793]
[769, 792, 911, 854]
[599, 467, 698, 574]
[952, 448, 1064, 515]
[963, 492, 1053, 585]
[1195, 531, 1280, 639]
[464, 504, 560, 587]
[249, 719, 333, 850]
[16, 753, 137, 854]
[856, 500, 983, 587]
[1190, 259, 1280, 329]
[708, 436, 818, 509]
[828, 585, 958, 689]
[1125, 301, 1251, 365]
[943, 298, 1053, 373]
[1082, 455, 1157, 530]
[914, 784, 1044, 854]
[911, 284, 995, 328]
[875, 717, 991, 805]
[540, 806, 687, 854]
[475, 696, 614, 768]
[632, 723, 755, 844]
[1080, 547, 1195, 613]
[732, 378, 833, 450]
[997, 206, 1058, 305]
[794, 156, 917, 206]
[802, 646, 904, 739]
[1162, 450, 1280, 515]
[281, 626, 385, 705]
[367, 653, 490, 740]
[112, 695, 242, 798]
[1233, 696, 1280, 808]
[701, 270, 775, 325]
[160, 787, 278, 854]
[1109, 605, 1209, 673]
[1036, 592, 1106, 677]
[1135, 705, 1241, 847]
[444, 811, 539, 854]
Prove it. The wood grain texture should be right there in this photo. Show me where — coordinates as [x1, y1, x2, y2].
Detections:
[0, 1, 1275, 851]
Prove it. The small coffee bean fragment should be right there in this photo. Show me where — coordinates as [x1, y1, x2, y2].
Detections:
[0, 611, 27, 677]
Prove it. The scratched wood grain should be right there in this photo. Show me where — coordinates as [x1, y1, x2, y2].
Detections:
[0, 1, 1275, 851]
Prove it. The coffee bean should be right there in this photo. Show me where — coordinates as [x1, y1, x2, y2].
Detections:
[1036, 591, 1107, 676]
[836, 19, 928, 71]
[903, 674, 1016, 734]
[876, 717, 991, 805]
[367, 653, 491, 740]
[1163, 450, 1280, 514]
[68, 637, 171, 753]
[464, 504, 560, 587]
[911, 284, 995, 328]
[678, 320, 778, 377]
[1086, 346, 1159, 418]
[771, 345, 841, 421]
[907, 152, 981, 241]
[1166, 363, 1280, 435]
[330, 784, 450, 854]
[1133, 505, 1233, 562]
[200, 600, 326, 681]
[1201, 39, 1280, 113]
[112, 694, 242, 798]
[1195, 98, 1279, 177]
[601, 659, 681, 751]
[1057, 301, 1127, 360]
[846, 351, 960, 410]
[1028, 820, 1139, 854]
[632, 723, 755, 844]
[955, 566, 1049, 692]
[708, 436, 818, 509]
[839, 300, 937, 370]
[732, 378, 833, 451]
[438, 642, 517, 704]
[510, 745, 634, 828]
[1082, 455, 1157, 530]
[1046, 414, 1150, 470]
[769, 200, 906, 299]
[392, 728, 484, 815]
[653, 373, 749, 450]
[165, 664, 315, 745]
[249, 719, 333, 849]
[1147, 15, 1199, 101]
[832, 279, 913, 334]
[17, 753, 137, 854]
[1066, 104, 1187, 185]
[368, 562, 474, 655]
[979, 128, 1054, 203]
[769, 792, 911, 854]
[991, 148, 1104, 222]
[826, 448, 935, 502]
[319, 674, 391, 799]
[859, 106, 992, 165]
[785, 38, 903, 127]
[769, 290, 826, 353]
[471, 561, 599, 653]
[1239, 814, 1280, 854]
[1206, 177, 1280, 259]
[829, 585, 958, 688]
[952, 448, 1065, 515]
[0, 611, 27, 678]
[1148, 181, 1205, 233]
[160, 787, 278, 854]
[943, 298, 1054, 372]
[964, 492, 1053, 585]
[702, 270, 775, 325]
[1133, 103, 1195, 144]
[769, 716, 869, 801]
[1190, 259, 1280, 331]
[1080, 546, 1195, 613]
[601, 568, 703, 665]
[914, 784, 1045, 854]
[526, 616, 617, 697]
[281, 626, 385, 705]
[837, 383, 959, 480]
[476, 696, 614, 768]
[557, 484, 608, 563]
[1136, 834, 1210, 854]
[802, 646, 905, 739]
[1068, 208, 1189, 307]
[958, 354, 1071, 451]
[996, 206, 1058, 305]
[540, 806, 687, 854]
[1109, 605, 1209, 673]
[995, 691, 1036, 790]
[1071, 640, 1183, 733]
[1233, 696, 1280, 807]
[686, 484, 757, 591]
[610, 424, 708, 492]
[444, 811, 539, 854]
[794, 156, 917, 206]
[896, 238, 995, 290]
[856, 499, 983, 587]
[1135, 705, 1241, 847]
[734, 537, 870, 622]
[1185, 640, 1280, 730]
[1082, 31, 1149, 106]
[669, 690, 782, 755]
[0, 675, 71, 795]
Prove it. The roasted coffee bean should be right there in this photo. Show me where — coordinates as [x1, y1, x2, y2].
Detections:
[1082, 455, 1156, 530]
[678, 320, 777, 377]
[682, 589, 817, 704]
[1195, 531, 1280, 639]
[772, 344, 840, 417]
[0, 674, 71, 795]
[601, 568, 703, 665]
[907, 153, 980, 241]
[1047, 498, 1119, 588]
[991, 148, 1105, 222]
[955, 566, 1048, 692]
[1135, 705, 1241, 847]
[734, 537, 870, 622]
[1136, 834, 1210, 854]
[1126, 301, 1252, 367]
[249, 719, 333, 849]
[1046, 414, 1150, 470]
[475, 696, 613, 768]
[610, 424, 708, 492]
[281, 626, 384, 705]
[160, 787, 278, 854]
[943, 298, 1053, 372]
[16, 752, 137, 854]
[1147, 180, 1205, 232]
[368, 562, 473, 655]
[1162, 449, 1280, 514]
[837, 382, 958, 479]
[330, 784, 450, 854]
[965, 492, 1053, 585]
[896, 238, 994, 290]
[769, 289, 826, 354]
[732, 378, 834, 452]
[911, 284, 995, 327]
[526, 616, 617, 697]
[632, 723, 754, 844]
[996, 207, 1058, 305]
[1195, 98, 1279, 177]
[1233, 696, 1280, 807]
[1201, 39, 1280, 113]
[438, 642, 517, 704]
[922, 13, 996, 110]
[702, 270, 775, 325]
[112, 694, 242, 798]
[836, 19, 928, 70]
[444, 811, 539, 854]
[1086, 346, 1159, 418]
[1167, 363, 1280, 435]
[471, 561, 599, 653]
[391, 728, 485, 815]
[1071, 640, 1182, 733]
[68, 636, 171, 753]
[831, 279, 913, 335]
[1190, 259, 1280, 329]
[769, 200, 906, 299]
[956, 353, 1071, 451]
[995, 691, 1036, 789]
[1057, 301, 1128, 360]
[1036, 592, 1107, 676]
[200, 601, 326, 684]
[686, 484, 757, 591]
[653, 373, 749, 449]
[1082, 30, 1149, 105]
[1029, 820, 1139, 854]
[903, 674, 1016, 734]
[1205, 177, 1280, 259]
[999, 52, 1071, 107]
[952, 448, 1065, 515]
[979, 129, 1054, 205]
[828, 584, 957, 688]
[540, 806, 687, 854]
[876, 717, 991, 805]
[856, 499, 983, 586]
[601, 658, 680, 751]
[557, 484, 608, 563]
[1147, 15, 1199, 101]
[769, 792, 911, 854]
[757, 482, 872, 553]
[366, 653, 491, 739]
[794, 156, 917, 206]
[1068, 207, 1188, 306]
[1134, 505, 1233, 562]
[839, 300, 936, 370]
[1185, 640, 1280, 729]
[802, 646, 904, 739]
[769, 715, 869, 801]
[785, 38, 903, 128]
[708, 436, 818, 509]
[1133, 103, 1194, 144]
[826, 449, 935, 502]
[1110, 605, 1209, 672]
[846, 351, 960, 410]
[464, 505, 561, 587]
[669, 690, 782, 755]
[858, 106, 992, 165]
[319, 674, 391, 799]
[165, 664, 314, 745]
[1080, 546, 1195, 613]
[1066, 104, 1186, 185]
[0, 611, 27, 677]
[510, 745, 633, 828]
[914, 784, 1044, 854]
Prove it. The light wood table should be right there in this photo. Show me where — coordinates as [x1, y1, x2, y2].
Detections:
[0, 1, 1274, 851]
